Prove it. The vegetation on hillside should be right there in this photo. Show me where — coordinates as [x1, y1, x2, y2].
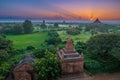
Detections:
[85, 33, 120, 74]
[0, 22, 120, 80]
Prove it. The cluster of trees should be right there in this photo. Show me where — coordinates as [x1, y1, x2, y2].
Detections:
[40, 20, 59, 29]
[33, 44, 56, 58]
[0, 36, 25, 80]
[87, 33, 120, 61]
[75, 33, 120, 74]
[31, 31, 62, 80]
[40, 20, 47, 29]
[29, 30, 62, 80]
[54, 23, 59, 28]
[75, 41, 86, 53]
[34, 51, 61, 80]
[45, 31, 61, 45]
[0, 20, 34, 35]
[77, 33, 120, 74]
[78, 23, 120, 33]
[0, 36, 13, 62]
[32, 44, 61, 80]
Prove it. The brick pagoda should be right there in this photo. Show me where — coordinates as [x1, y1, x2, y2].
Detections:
[13, 54, 36, 80]
[57, 36, 84, 74]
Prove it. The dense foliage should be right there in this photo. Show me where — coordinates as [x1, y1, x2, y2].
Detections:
[0, 36, 13, 62]
[0, 20, 34, 35]
[40, 20, 47, 29]
[34, 51, 61, 80]
[23, 20, 34, 34]
[0, 36, 25, 79]
[54, 23, 59, 27]
[13, 25, 23, 34]
[87, 33, 120, 61]
[75, 41, 86, 53]
[33, 44, 56, 58]
[79, 23, 120, 33]
[86, 33, 120, 73]
[45, 31, 61, 45]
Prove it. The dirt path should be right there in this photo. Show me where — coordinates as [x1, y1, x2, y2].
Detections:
[58, 73, 120, 80]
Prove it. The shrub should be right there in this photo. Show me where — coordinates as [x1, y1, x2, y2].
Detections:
[75, 41, 86, 53]
[87, 33, 120, 61]
[33, 44, 57, 58]
[26, 46, 35, 51]
[34, 51, 61, 80]
[85, 59, 102, 74]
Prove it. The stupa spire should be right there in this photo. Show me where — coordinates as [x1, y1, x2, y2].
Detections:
[94, 18, 101, 23]
[65, 35, 74, 50]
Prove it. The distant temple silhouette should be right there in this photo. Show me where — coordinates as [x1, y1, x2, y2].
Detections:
[93, 18, 101, 23]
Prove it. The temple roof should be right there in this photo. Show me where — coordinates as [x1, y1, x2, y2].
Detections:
[14, 54, 35, 71]
[94, 18, 101, 23]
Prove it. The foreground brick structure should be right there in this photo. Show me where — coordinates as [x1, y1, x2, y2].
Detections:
[13, 54, 36, 80]
[57, 36, 84, 74]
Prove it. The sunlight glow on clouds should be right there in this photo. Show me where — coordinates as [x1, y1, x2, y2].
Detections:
[0, 0, 120, 20]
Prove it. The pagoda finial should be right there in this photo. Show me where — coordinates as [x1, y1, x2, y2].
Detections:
[68, 34, 71, 39]
[81, 52, 84, 58]
[65, 35, 74, 50]
[94, 18, 101, 23]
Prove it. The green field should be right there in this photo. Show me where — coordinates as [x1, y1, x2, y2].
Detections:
[7, 32, 47, 49]
[58, 31, 92, 44]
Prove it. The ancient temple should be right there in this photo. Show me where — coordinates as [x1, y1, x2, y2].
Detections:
[93, 18, 101, 23]
[72, 27, 76, 32]
[13, 54, 36, 80]
[57, 36, 84, 74]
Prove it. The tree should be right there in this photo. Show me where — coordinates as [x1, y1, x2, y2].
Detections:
[0, 50, 9, 62]
[87, 33, 120, 61]
[45, 37, 61, 45]
[23, 20, 34, 34]
[75, 42, 86, 53]
[33, 44, 56, 58]
[0, 36, 13, 62]
[13, 25, 23, 34]
[45, 31, 61, 45]
[54, 23, 59, 27]
[2, 26, 13, 34]
[34, 51, 61, 80]
[0, 36, 13, 52]
[40, 20, 47, 29]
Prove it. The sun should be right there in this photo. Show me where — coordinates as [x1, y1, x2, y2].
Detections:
[89, 16, 94, 21]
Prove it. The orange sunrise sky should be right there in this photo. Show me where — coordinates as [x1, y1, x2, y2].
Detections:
[0, 0, 120, 20]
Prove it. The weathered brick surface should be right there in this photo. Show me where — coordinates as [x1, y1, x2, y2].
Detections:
[13, 54, 36, 80]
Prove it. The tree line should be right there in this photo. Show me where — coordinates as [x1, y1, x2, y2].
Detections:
[0, 20, 34, 35]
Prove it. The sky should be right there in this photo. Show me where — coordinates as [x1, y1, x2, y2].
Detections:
[0, 0, 120, 20]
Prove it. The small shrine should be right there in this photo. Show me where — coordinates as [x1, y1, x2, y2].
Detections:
[13, 54, 36, 80]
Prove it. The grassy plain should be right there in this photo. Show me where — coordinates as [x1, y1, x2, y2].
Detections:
[7, 32, 47, 49]
[57, 31, 92, 44]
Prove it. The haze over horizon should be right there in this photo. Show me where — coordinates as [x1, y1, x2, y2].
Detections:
[0, 0, 120, 20]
